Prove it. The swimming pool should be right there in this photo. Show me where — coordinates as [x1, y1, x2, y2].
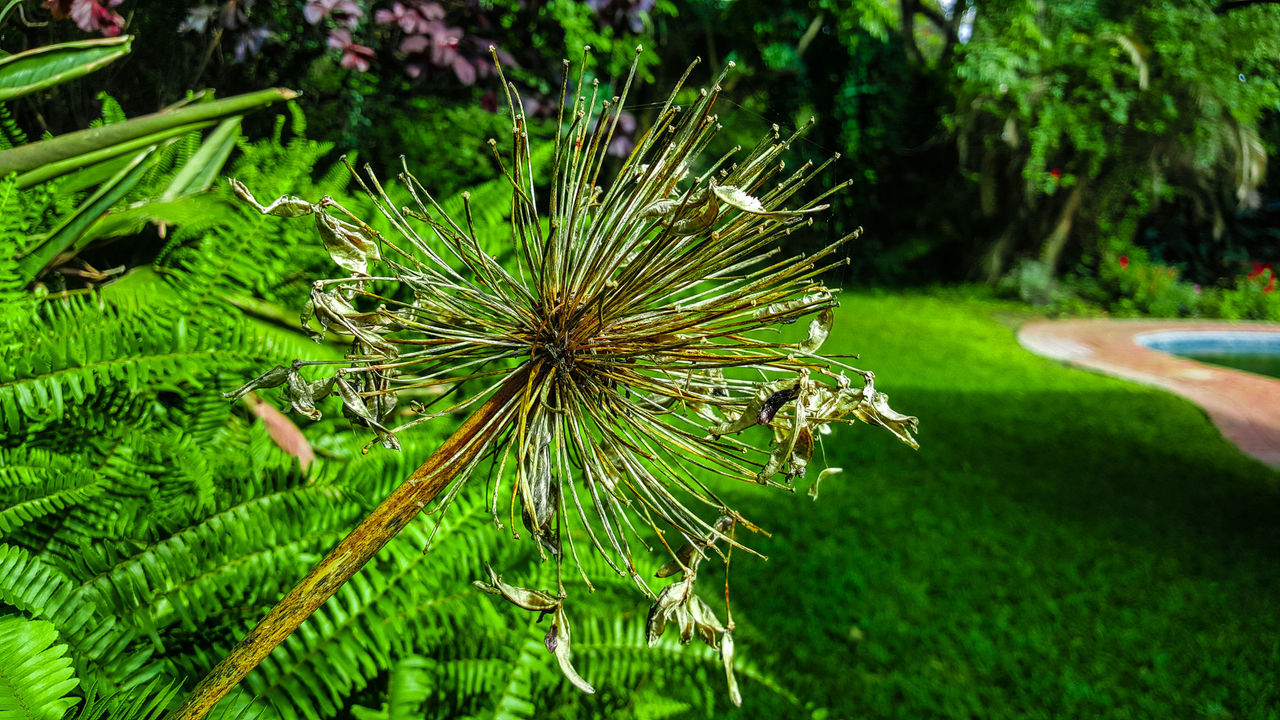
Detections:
[1136, 330, 1280, 380]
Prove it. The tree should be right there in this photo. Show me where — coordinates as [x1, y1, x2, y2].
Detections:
[947, 0, 1280, 281]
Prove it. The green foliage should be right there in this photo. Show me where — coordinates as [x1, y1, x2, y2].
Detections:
[714, 290, 1280, 718]
[0, 448, 103, 537]
[1198, 268, 1280, 321]
[0, 36, 132, 103]
[0, 96, 792, 718]
[1092, 248, 1201, 317]
[0, 616, 81, 719]
[949, 0, 1280, 278]
[66, 679, 181, 720]
[1009, 242, 1280, 320]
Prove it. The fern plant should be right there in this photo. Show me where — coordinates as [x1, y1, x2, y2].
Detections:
[0, 84, 793, 717]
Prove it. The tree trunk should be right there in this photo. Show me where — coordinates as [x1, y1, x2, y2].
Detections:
[1038, 183, 1085, 275]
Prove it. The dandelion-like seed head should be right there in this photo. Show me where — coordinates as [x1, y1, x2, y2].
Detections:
[228, 47, 918, 702]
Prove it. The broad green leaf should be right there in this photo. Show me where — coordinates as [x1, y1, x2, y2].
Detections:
[16, 147, 154, 281]
[0, 87, 296, 178]
[161, 116, 242, 200]
[17, 120, 215, 190]
[0, 36, 131, 102]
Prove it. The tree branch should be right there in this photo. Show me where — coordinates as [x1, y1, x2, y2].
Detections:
[165, 365, 536, 720]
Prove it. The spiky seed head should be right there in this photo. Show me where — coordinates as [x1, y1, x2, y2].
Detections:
[228, 49, 918, 702]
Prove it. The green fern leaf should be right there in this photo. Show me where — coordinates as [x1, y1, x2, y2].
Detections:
[0, 615, 81, 720]
[491, 637, 541, 720]
[0, 102, 25, 149]
[67, 678, 179, 720]
[0, 474, 103, 538]
[0, 544, 162, 697]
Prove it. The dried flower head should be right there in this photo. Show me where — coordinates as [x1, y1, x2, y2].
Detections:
[227, 47, 917, 702]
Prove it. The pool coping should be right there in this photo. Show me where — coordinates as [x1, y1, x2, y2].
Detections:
[1018, 319, 1280, 469]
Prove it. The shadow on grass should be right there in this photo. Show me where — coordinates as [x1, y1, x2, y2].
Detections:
[707, 386, 1280, 720]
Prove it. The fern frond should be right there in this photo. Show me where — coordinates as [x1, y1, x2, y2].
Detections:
[489, 637, 542, 720]
[69, 677, 180, 720]
[244, 499, 514, 720]
[96, 92, 126, 126]
[70, 478, 353, 631]
[0, 615, 81, 720]
[0, 101, 25, 149]
[0, 447, 102, 537]
[0, 544, 162, 697]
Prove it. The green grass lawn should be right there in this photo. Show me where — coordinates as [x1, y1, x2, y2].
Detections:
[711, 290, 1280, 720]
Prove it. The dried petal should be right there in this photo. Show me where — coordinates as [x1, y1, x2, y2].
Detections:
[639, 187, 720, 236]
[646, 579, 691, 646]
[676, 604, 695, 645]
[639, 198, 680, 220]
[285, 371, 336, 421]
[722, 628, 742, 707]
[520, 410, 557, 532]
[551, 607, 595, 694]
[687, 595, 726, 647]
[846, 379, 919, 450]
[711, 184, 767, 214]
[788, 425, 814, 480]
[315, 211, 381, 276]
[713, 183, 825, 218]
[751, 291, 833, 323]
[670, 189, 720, 235]
[809, 376, 918, 449]
[472, 564, 561, 612]
[653, 545, 697, 579]
[335, 376, 400, 450]
[230, 178, 315, 218]
[799, 308, 834, 353]
[309, 288, 400, 356]
[222, 364, 290, 400]
[808, 467, 842, 500]
[709, 380, 791, 437]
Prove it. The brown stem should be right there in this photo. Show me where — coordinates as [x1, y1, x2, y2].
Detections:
[166, 366, 532, 720]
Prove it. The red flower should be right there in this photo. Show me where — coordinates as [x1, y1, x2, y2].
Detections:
[1119, 256, 1129, 269]
[306, 0, 363, 28]
[1267, 274, 1276, 294]
[49, 0, 124, 36]
[328, 30, 375, 72]
[1049, 168, 1062, 181]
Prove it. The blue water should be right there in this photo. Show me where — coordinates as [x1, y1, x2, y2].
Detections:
[1136, 330, 1280, 380]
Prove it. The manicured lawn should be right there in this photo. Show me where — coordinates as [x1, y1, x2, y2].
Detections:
[714, 290, 1280, 719]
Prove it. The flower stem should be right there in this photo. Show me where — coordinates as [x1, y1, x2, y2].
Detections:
[166, 367, 530, 720]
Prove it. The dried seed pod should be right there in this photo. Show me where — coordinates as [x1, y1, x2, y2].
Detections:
[222, 365, 290, 401]
[655, 515, 734, 578]
[800, 308, 835, 353]
[472, 564, 561, 613]
[756, 386, 799, 426]
[688, 595, 726, 648]
[808, 467, 843, 501]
